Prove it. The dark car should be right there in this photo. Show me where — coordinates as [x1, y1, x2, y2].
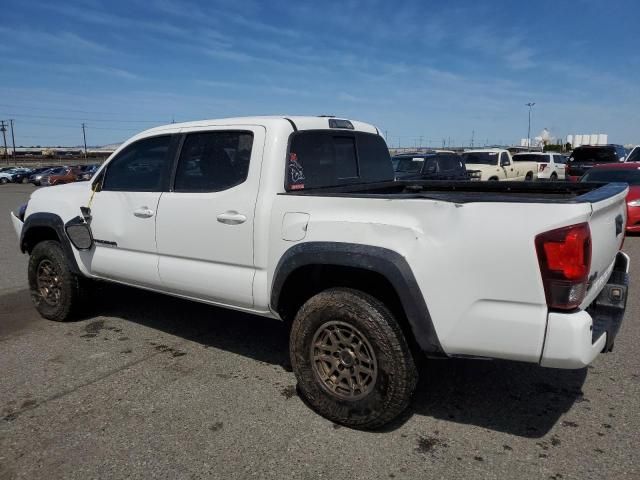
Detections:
[566, 144, 627, 181]
[0, 168, 32, 184]
[76, 164, 100, 181]
[28, 167, 57, 186]
[392, 151, 474, 181]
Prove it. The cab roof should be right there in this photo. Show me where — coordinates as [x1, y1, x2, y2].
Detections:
[136, 116, 379, 138]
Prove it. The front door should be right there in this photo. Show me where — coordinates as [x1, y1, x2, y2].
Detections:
[89, 134, 175, 287]
[500, 152, 515, 179]
[156, 126, 264, 308]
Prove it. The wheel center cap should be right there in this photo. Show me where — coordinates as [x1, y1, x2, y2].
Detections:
[339, 349, 356, 367]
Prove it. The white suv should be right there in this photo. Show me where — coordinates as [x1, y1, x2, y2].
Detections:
[513, 152, 567, 181]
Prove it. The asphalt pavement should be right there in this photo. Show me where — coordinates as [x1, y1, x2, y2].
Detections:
[0, 183, 638, 479]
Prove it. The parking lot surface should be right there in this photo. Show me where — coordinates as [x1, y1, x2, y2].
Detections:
[0, 184, 638, 480]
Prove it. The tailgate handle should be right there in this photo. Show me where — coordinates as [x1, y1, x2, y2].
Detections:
[615, 215, 623, 236]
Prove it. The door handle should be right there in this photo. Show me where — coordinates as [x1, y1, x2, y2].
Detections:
[217, 211, 246, 225]
[133, 207, 154, 218]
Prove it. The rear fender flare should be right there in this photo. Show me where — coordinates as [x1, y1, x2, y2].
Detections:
[271, 242, 444, 354]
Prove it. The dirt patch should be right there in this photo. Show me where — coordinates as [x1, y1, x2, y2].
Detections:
[415, 435, 448, 454]
[85, 320, 105, 334]
[153, 344, 186, 358]
[280, 385, 296, 399]
[0, 290, 41, 339]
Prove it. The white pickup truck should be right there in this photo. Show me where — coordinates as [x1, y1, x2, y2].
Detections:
[11, 116, 631, 429]
[462, 148, 538, 181]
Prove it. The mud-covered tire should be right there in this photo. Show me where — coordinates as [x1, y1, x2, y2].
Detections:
[290, 288, 418, 429]
[28, 240, 87, 321]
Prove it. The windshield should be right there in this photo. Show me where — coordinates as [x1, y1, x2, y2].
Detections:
[392, 156, 426, 173]
[461, 152, 498, 165]
[628, 148, 640, 162]
[580, 168, 640, 185]
[570, 147, 618, 163]
[512, 154, 547, 162]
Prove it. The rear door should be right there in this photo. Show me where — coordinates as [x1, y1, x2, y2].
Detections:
[155, 126, 264, 308]
[89, 135, 175, 287]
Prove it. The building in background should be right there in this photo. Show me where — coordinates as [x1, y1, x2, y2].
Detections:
[566, 133, 608, 148]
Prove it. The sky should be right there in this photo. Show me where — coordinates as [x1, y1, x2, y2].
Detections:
[1, 0, 639, 147]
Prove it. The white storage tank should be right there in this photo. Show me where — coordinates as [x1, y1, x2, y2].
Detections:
[598, 134, 608, 145]
[590, 134, 599, 145]
[574, 134, 583, 147]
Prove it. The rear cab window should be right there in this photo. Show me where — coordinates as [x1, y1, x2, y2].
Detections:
[286, 131, 392, 190]
[570, 146, 619, 163]
[512, 154, 548, 163]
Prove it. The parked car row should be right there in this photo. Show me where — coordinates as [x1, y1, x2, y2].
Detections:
[392, 144, 640, 185]
[0, 164, 101, 186]
[0, 167, 33, 184]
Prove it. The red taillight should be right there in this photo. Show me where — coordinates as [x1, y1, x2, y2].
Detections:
[539, 164, 548, 172]
[535, 223, 591, 310]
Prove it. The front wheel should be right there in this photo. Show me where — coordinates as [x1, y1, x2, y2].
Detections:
[28, 240, 88, 321]
[290, 288, 418, 429]
[525, 172, 534, 181]
[0, 177, 8, 185]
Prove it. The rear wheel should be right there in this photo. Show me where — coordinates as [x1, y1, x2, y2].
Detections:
[0, 177, 8, 185]
[28, 240, 88, 321]
[290, 288, 418, 429]
[550, 172, 558, 181]
[21, 177, 28, 184]
[525, 172, 534, 181]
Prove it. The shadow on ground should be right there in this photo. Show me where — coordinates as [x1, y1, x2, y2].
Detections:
[5, 283, 587, 437]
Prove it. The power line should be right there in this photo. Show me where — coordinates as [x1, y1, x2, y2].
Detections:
[1, 112, 163, 124]
[0, 103, 167, 120]
[0, 121, 7, 161]
[82, 123, 88, 158]
[9, 119, 16, 158]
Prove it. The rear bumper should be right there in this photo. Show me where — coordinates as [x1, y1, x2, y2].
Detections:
[540, 251, 630, 369]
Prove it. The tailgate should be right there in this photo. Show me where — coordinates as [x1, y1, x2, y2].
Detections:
[581, 183, 628, 308]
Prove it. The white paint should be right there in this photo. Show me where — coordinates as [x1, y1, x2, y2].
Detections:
[14, 116, 630, 370]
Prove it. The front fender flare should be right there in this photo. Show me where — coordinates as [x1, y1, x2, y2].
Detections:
[21, 212, 82, 275]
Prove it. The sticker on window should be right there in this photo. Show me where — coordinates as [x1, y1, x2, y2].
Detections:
[288, 152, 305, 189]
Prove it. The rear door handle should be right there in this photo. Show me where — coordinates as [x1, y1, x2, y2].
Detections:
[217, 211, 246, 225]
[133, 207, 154, 218]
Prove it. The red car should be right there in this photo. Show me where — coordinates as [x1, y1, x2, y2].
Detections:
[580, 162, 640, 233]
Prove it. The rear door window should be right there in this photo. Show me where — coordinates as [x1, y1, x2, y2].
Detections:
[173, 131, 253, 192]
[438, 154, 462, 171]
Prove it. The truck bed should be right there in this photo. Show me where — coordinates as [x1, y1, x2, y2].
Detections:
[282, 180, 628, 204]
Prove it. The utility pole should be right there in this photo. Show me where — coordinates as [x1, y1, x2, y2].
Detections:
[0, 120, 8, 163]
[526, 102, 535, 150]
[384, 130, 388, 142]
[9, 119, 16, 158]
[81, 123, 88, 158]
[418, 135, 423, 151]
[471, 130, 475, 148]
